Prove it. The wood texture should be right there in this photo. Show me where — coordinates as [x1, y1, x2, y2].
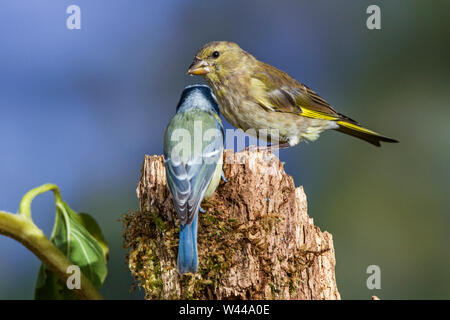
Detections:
[122, 150, 340, 300]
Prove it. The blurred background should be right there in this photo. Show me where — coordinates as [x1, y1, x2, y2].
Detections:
[0, 0, 449, 299]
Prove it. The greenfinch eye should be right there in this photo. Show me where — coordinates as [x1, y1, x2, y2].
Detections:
[212, 51, 220, 58]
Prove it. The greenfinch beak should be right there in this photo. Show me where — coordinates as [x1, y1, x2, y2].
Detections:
[187, 58, 211, 75]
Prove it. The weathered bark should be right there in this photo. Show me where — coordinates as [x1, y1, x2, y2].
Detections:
[122, 150, 340, 300]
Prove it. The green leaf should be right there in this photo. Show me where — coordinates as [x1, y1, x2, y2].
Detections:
[75, 213, 109, 261]
[34, 198, 108, 299]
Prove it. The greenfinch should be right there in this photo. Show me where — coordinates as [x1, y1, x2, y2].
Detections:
[188, 41, 397, 148]
[164, 85, 224, 274]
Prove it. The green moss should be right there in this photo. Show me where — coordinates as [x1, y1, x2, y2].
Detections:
[147, 242, 162, 291]
[151, 212, 167, 232]
[122, 210, 168, 299]
[123, 202, 326, 299]
[269, 282, 276, 294]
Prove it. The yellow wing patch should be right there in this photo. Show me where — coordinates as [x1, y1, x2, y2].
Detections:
[337, 121, 380, 136]
[300, 107, 340, 121]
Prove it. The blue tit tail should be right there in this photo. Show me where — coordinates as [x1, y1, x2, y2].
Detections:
[177, 213, 198, 274]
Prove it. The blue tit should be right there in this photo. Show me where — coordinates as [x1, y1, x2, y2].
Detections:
[163, 85, 224, 274]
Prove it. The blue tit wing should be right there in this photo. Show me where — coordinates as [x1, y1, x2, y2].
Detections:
[184, 135, 222, 223]
[164, 112, 223, 225]
[165, 154, 191, 223]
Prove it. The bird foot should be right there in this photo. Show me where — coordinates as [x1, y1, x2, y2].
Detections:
[242, 145, 270, 152]
[242, 143, 291, 153]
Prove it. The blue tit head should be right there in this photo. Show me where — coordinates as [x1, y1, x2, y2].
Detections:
[176, 84, 219, 115]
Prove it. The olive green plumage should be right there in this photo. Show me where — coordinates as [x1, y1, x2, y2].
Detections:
[188, 41, 397, 147]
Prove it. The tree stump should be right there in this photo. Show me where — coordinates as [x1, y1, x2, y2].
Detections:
[122, 150, 340, 300]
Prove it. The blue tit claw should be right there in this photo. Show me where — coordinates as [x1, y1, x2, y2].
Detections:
[221, 171, 228, 183]
[199, 206, 206, 213]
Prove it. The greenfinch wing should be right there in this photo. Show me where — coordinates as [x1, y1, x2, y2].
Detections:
[251, 64, 351, 122]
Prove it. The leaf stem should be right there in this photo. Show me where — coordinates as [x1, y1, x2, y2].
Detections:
[19, 183, 62, 219]
[0, 210, 102, 300]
